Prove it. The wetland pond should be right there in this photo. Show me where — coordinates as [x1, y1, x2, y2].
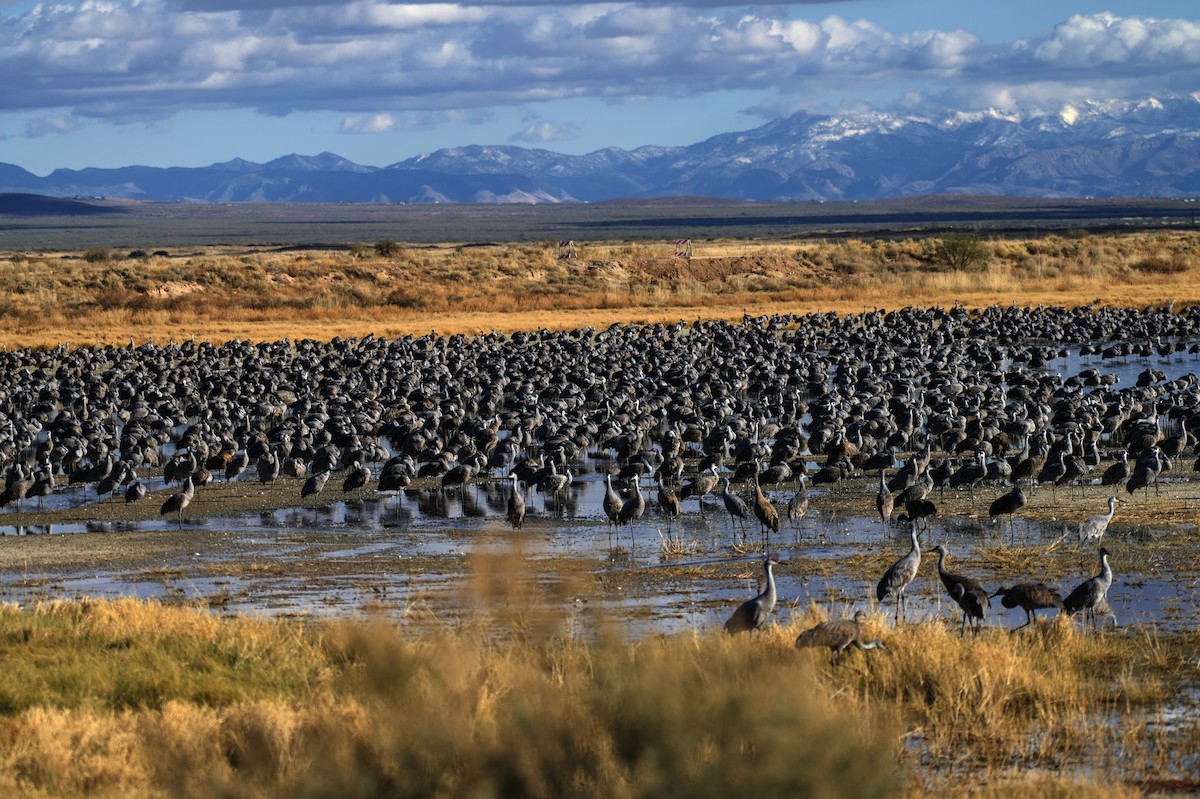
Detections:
[0, 335, 1198, 640]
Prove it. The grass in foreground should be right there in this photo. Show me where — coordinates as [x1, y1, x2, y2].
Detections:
[0, 590, 1194, 799]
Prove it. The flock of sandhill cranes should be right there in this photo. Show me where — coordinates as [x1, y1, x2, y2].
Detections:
[0, 303, 1196, 650]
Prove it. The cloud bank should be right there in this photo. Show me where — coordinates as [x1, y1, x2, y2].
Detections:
[2, 3, 1197, 138]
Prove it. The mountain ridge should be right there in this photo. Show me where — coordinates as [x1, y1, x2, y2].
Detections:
[4, 95, 1200, 204]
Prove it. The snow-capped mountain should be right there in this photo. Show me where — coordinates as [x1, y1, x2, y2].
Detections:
[3, 96, 1200, 203]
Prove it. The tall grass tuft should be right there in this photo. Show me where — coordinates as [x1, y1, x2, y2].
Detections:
[0, 596, 900, 799]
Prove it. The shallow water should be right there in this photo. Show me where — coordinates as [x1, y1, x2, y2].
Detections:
[1, 465, 1196, 636]
[1, 345, 1198, 635]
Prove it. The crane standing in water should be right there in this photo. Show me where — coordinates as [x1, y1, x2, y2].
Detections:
[1063, 547, 1115, 630]
[877, 521, 922, 623]
[725, 555, 780, 634]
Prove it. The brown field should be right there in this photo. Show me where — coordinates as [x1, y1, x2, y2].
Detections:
[1, 230, 1197, 347]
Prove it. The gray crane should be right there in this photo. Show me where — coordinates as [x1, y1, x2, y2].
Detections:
[724, 554, 779, 634]
[876, 469, 894, 527]
[680, 464, 720, 515]
[342, 460, 371, 493]
[928, 544, 988, 636]
[876, 521, 922, 622]
[1063, 547, 1114, 630]
[159, 475, 195, 528]
[617, 477, 645, 539]
[787, 472, 810, 535]
[602, 473, 624, 545]
[751, 472, 780, 547]
[1078, 495, 1121, 545]
[656, 477, 680, 531]
[795, 610, 886, 664]
[990, 583, 1065, 630]
[988, 481, 1026, 539]
[301, 469, 330, 499]
[506, 473, 525, 531]
[721, 477, 751, 542]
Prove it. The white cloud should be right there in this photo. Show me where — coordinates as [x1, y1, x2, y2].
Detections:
[25, 115, 83, 136]
[340, 112, 400, 134]
[1, 3, 1197, 131]
[509, 119, 579, 143]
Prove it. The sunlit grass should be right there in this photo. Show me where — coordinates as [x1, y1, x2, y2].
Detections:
[0, 581, 1193, 798]
[1, 231, 1198, 347]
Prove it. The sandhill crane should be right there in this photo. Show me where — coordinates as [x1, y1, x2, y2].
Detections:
[602, 473, 624, 545]
[342, 460, 370, 493]
[988, 481, 1026, 538]
[656, 477, 680, 531]
[301, 469, 330, 499]
[125, 481, 147, 503]
[720, 477, 751, 542]
[1078, 496, 1121, 545]
[991, 583, 1065, 630]
[1, 464, 33, 513]
[877, 521, 921, 622]
[928, 544, 988, 636]
[1063, 547, 1114, 630]
[617, 477, 645, 538]
[160, 475, 195, 527]
[949, 450, 988, 499]
[751, 473, 779, 546]
[1126, 447, 1164, 496]
[795, 610, 886, 664]
[225, 450, 249, 481]
[28, 469, 54, 511]
[680, 464, 719, 514]
[876, 470, 894, 527]
[256, 450, 279, 485]
[1100, 451, 1129, 487]
[903, 495, 937, 531]
[787, 473, 810, 536]
[724, 554, 779, 634]
[506, 473, 525, 531]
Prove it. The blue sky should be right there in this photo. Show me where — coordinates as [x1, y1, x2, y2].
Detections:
[1, 0, 1197, 174]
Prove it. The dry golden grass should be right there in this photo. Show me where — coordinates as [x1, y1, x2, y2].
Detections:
[0, 579, 1193, 798]
[2, 231, 1198, 347]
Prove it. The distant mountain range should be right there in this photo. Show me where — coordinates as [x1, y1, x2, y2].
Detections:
[4, 96, 1200, 204]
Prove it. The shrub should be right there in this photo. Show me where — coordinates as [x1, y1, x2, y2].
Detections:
[928, 232, 989, 271]
[1131, 255, 1189, 274]
[83, 247, 112, 264]
[374, 239, 401, 258]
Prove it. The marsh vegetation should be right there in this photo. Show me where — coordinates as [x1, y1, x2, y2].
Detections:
[1, 226, 1199, 796]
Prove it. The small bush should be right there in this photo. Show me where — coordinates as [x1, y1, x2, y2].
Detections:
[83, 247, 112, 264]
[374, 239, 401, 258]
[1131, 255, 1189, 274]
[928, 233, 989, 271]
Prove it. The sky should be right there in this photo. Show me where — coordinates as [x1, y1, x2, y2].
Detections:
[1, 0, 1198, 175]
